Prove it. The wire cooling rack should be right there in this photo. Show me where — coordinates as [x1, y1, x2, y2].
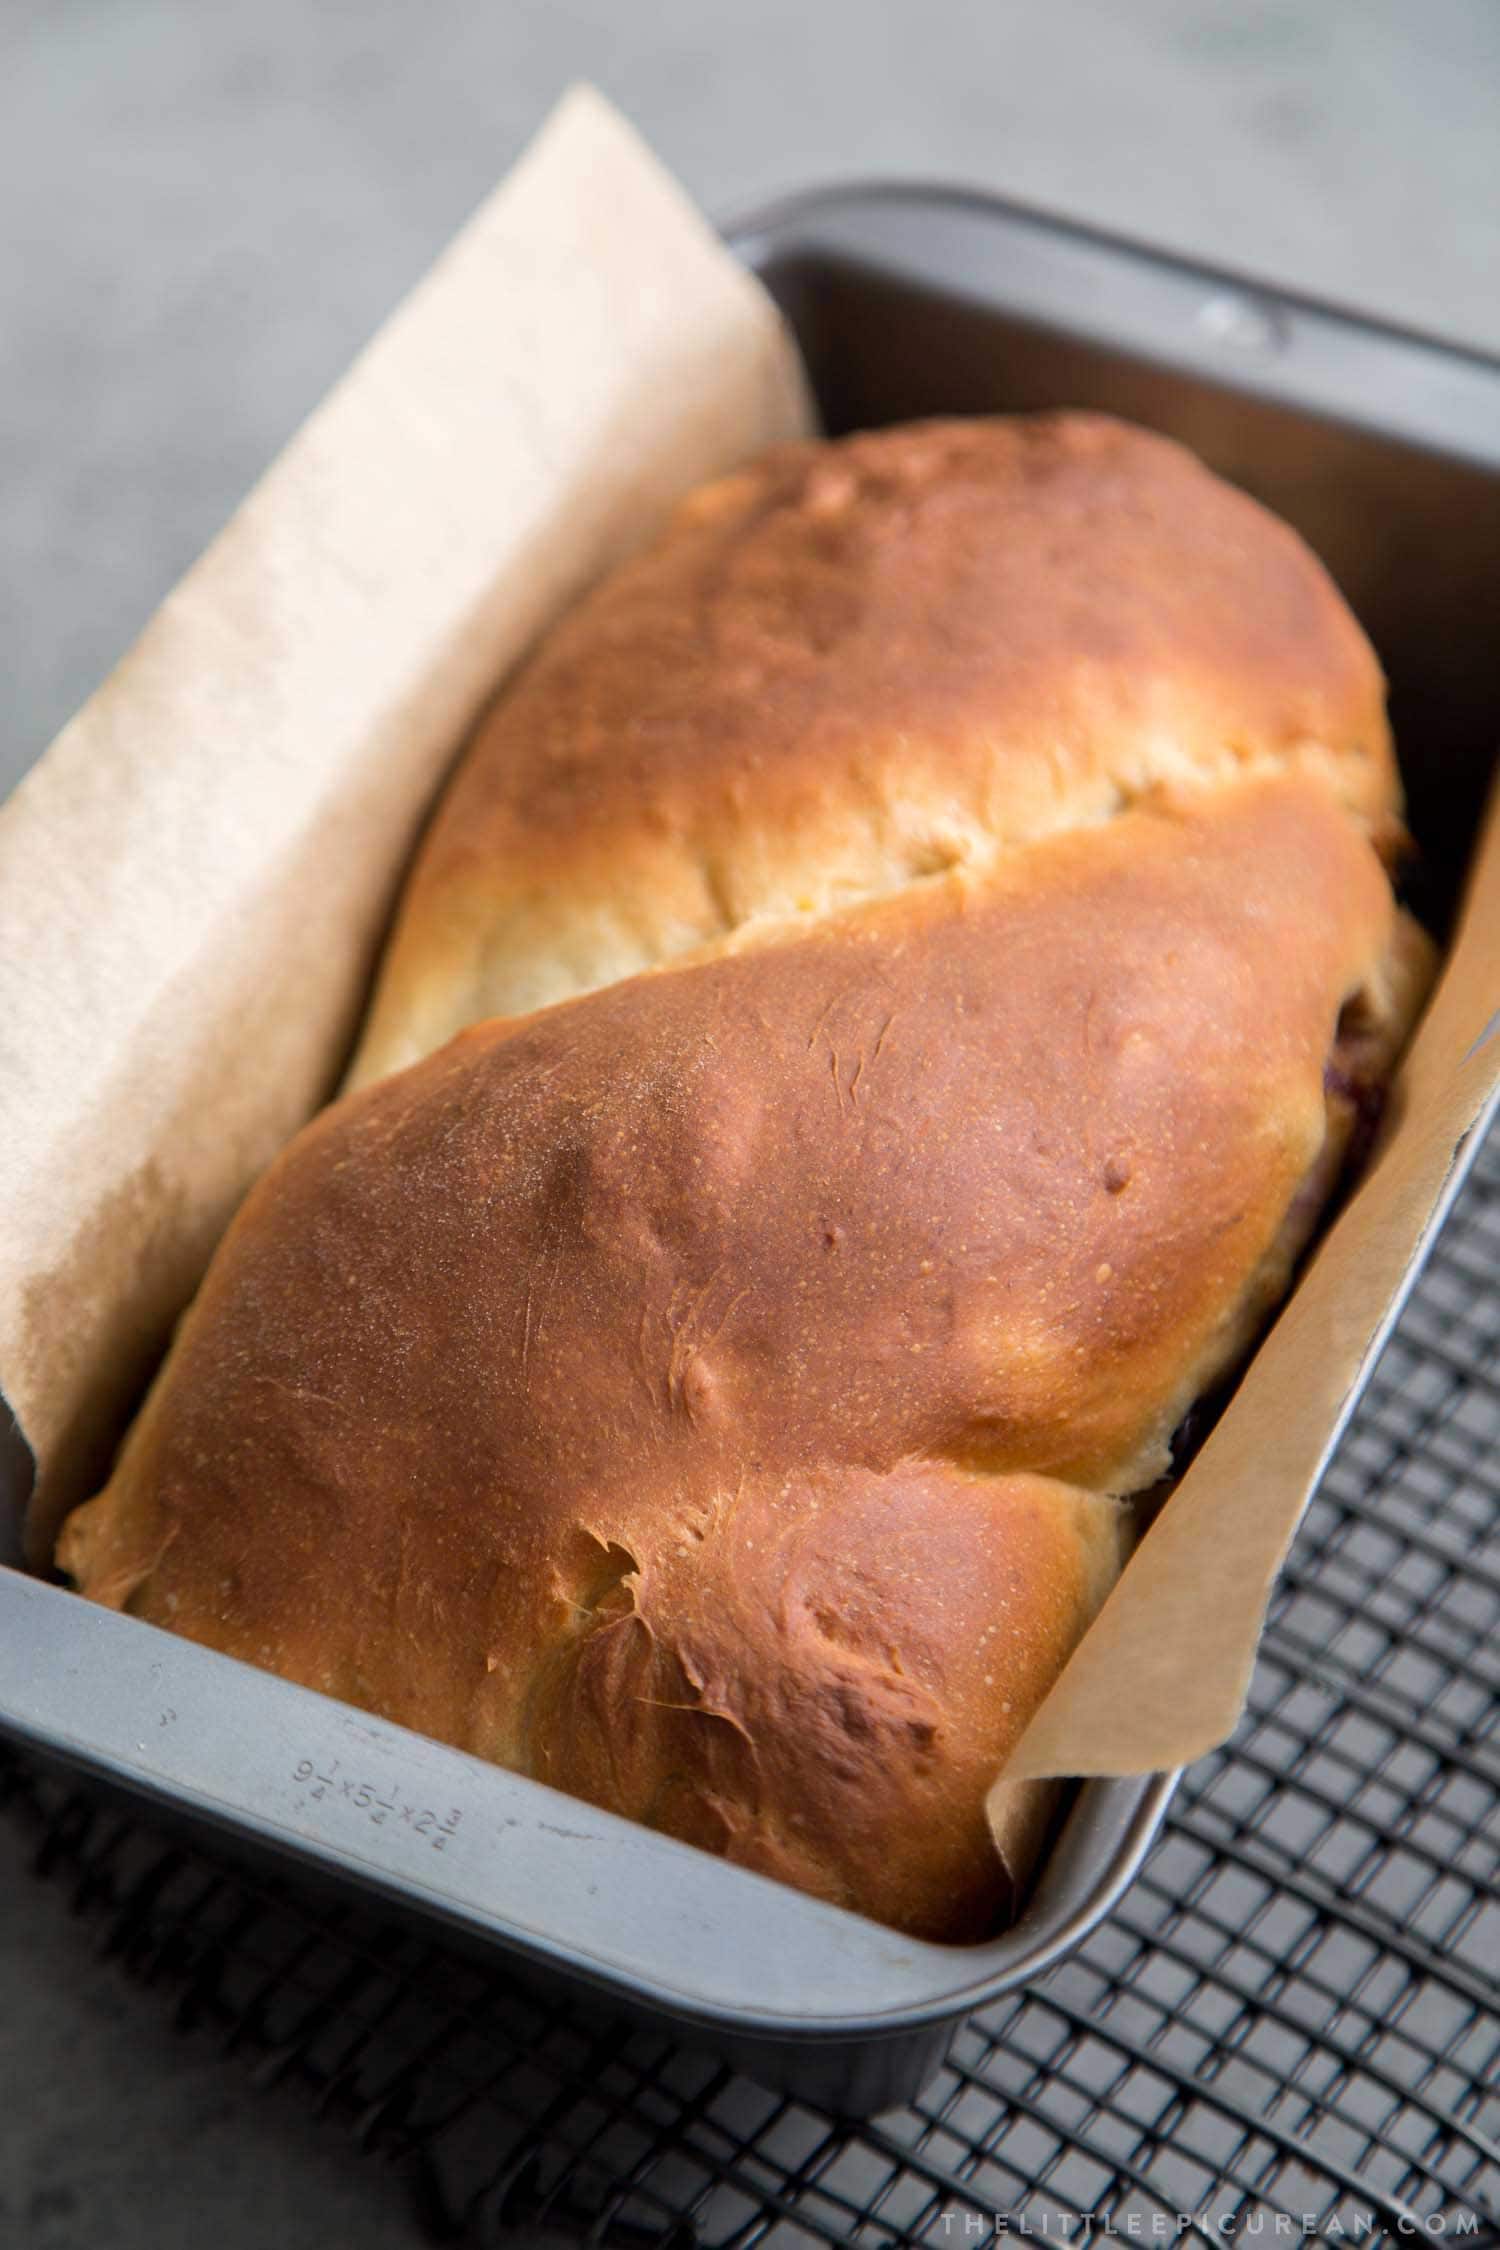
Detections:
[2, 1125, 1498, 2247]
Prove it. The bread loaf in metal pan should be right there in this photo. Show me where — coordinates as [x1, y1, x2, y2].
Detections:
[58, 413, 1432, 1940]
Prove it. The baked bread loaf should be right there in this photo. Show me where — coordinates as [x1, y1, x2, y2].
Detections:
[57, 413, 1432, 1941]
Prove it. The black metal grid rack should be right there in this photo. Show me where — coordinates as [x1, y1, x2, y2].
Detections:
[3, 1123, 1498, 2246]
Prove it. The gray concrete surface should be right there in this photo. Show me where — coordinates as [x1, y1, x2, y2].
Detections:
[0, 1814, 431, 2250]
[2, 3, 1498, 2245]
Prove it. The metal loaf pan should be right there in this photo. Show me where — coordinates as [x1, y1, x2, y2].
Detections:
[3, 185, 1498, 2120]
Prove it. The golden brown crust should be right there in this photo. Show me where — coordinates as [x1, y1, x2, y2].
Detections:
[347, 412, 1397, 1086]
[533, 1465, 1125, 1943]
[59, 773, 1414, 1937]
